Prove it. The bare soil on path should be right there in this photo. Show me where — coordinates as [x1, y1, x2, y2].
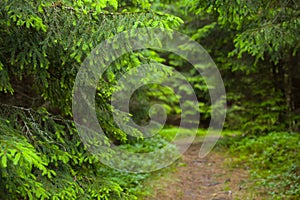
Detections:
[144, 139, 258, 200]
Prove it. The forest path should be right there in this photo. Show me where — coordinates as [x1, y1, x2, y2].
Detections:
[144, 138, 253, 200]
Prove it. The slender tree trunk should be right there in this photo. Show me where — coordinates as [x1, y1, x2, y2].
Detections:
[290, 52, 300, 131]
[271, 61, 287, 126]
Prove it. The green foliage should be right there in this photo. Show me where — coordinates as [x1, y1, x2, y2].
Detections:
[0, 120, 52, 199]
[229, 132, 300, 199]
[0, 0, 183, 114]
[225, 77, 287, 133]
[177, 0, 300, 132]
[0, 105, 109, 199]
[0, 0, 184, 199]
[1, 0, 300, 199]
[0, 104, 176, 199]
[158, 126, 209, 141]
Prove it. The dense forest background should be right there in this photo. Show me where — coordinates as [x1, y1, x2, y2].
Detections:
[0, 0, 299, 199]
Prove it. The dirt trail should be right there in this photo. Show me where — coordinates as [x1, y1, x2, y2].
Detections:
[145, 140, 252, 200]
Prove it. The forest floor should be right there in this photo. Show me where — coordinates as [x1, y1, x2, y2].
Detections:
[143, 137, 265, 200]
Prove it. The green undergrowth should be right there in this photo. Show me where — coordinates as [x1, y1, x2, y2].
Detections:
[137, 161, 180, 199]
[158, 126, 241, 141]
[219, 132, 300, 199]
[96, 134, 180, 198]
